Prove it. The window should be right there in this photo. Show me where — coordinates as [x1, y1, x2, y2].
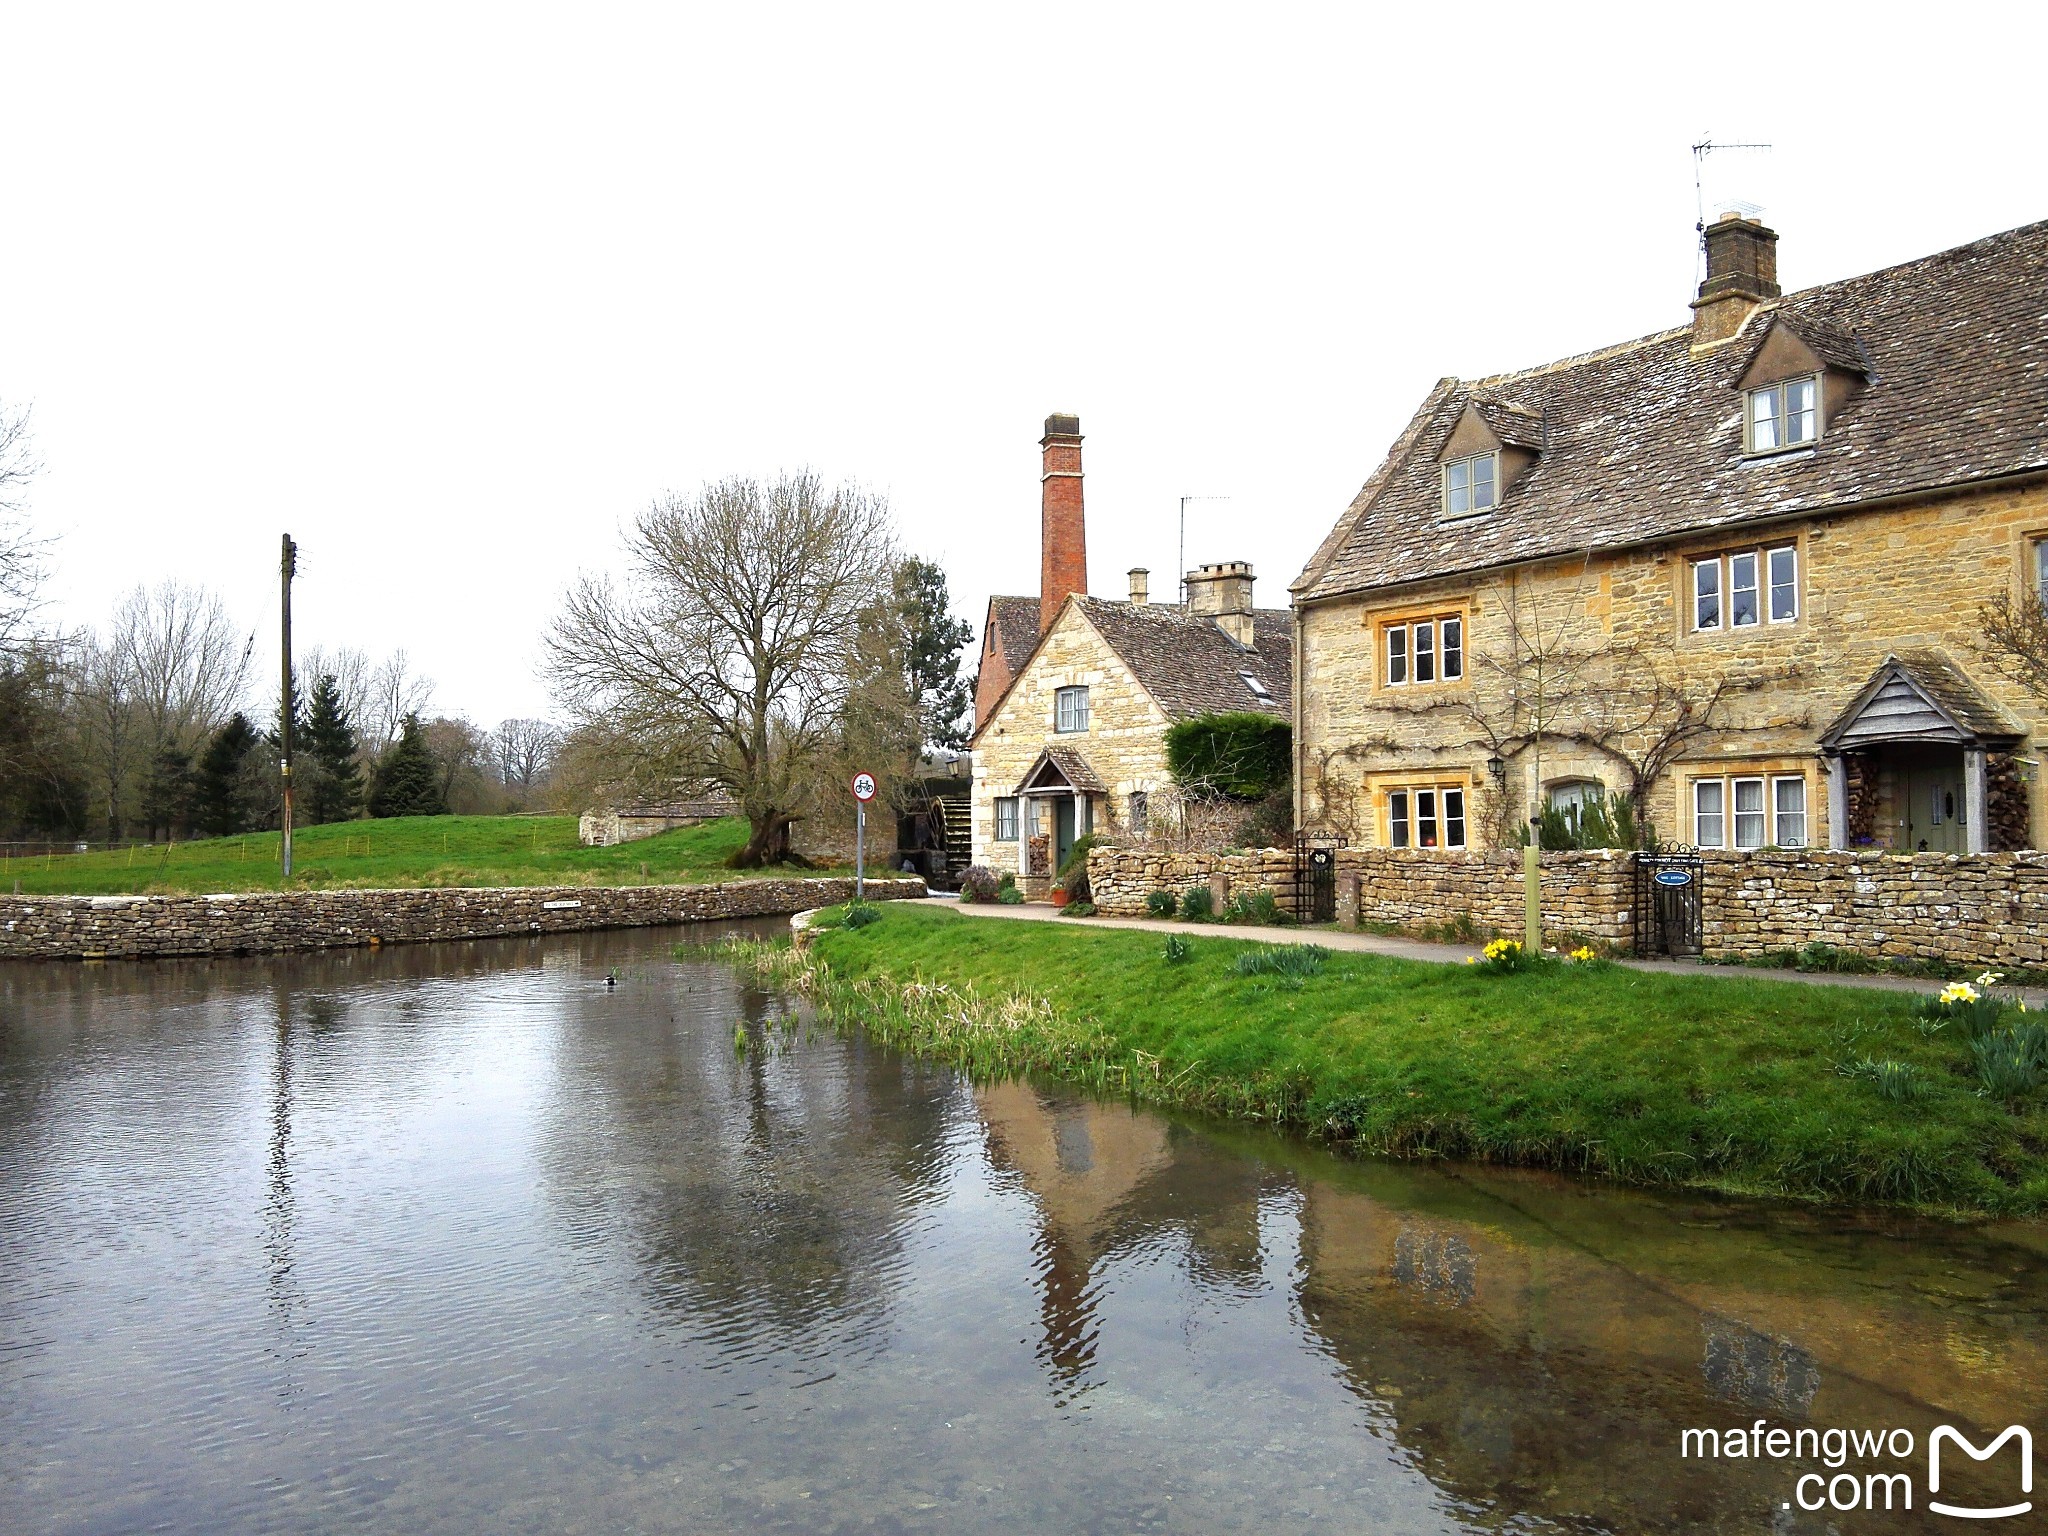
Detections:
[1054, 686, 1089, 733]
[1443, 453, 1498, 516]
[2037, 539, 2048, 610]
[1128, 791, 1148, 839]
[1238, 671, 1271, 701]
[995, 797, 1019, 842]
[1746, 375, 1819, 453]
[1691, 546, 1797, 633]
[1693, 773, 1808, 849]
[1385, 784, 1467, 850]
[1383, 614, 1464, 687]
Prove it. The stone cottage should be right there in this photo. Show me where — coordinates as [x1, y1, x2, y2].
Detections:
[1292, 211, 2048, 856]
[970, 415, 1292, 891]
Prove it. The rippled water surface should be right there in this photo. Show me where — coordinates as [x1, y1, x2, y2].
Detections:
[4, 925, 2046, 1534]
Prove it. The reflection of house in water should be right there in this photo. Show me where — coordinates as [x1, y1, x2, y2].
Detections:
[974, 1083, 1276, 1399]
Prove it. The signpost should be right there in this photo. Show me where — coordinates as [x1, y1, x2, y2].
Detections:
[851, 771, 877, 900]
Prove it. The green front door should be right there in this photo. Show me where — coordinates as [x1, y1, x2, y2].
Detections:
[1054, 796, 1077, 872]
[1903, 756, 1968, 853]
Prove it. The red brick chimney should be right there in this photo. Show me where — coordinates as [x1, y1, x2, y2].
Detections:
[1039, 413, 1086, 634]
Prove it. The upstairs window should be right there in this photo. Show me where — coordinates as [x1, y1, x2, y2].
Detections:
[1384, 614, 1464, 687]
[1442, 453, 1498, 517]
[1746, 375, 1819, 454]
[1692, 546, 1797, 632]
[1053, 686, 1089, 733]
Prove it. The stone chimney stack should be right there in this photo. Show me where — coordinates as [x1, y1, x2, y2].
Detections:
[1127, 568, 1149, 605]
[1184, 561, 1256, 647]
[1039, 413, 1086, 635]
[1691, 209, 1781, 346]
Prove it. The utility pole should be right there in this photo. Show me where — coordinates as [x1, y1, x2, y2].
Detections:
[280, 534, 297, 881]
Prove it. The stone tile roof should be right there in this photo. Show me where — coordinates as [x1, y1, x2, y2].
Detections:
[987, 595, 1041, 677]
[1074, 597, 1293, 720]
[1016, 745, 1108, 795]
[1295, 218, 2048, 602]
[1822, 650, 2022, 747]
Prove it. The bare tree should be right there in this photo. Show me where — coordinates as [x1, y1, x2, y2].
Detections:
[299, 645, 373, 740]
[493, 717, 561, 792]
[115, 582, 255, 762]
[0, 399, 48, 653]
[1976, 592, 2048, 706]
[73, 632, 141, 838]
[546, 472, 896, 866]
[420, 715, 494, 812]
[364, 650, 435, 752]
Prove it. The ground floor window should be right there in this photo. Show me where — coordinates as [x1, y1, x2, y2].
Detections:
[1691, 773, 1806, 849]
[1128, 790, 1148, 838]
[1385, 784, 1467, 850]
[995, 796, 1018, 841]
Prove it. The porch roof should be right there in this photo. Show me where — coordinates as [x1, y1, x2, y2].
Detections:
[1014, 745, 1107, 796]
[1819, 650, 2023, 750]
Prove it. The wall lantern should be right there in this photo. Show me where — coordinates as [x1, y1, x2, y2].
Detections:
[1485, 754, 1506, 787]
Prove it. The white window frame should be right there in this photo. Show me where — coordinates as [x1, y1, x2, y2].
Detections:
[1442, 452, 1499, 517]
[1732, 776, 1767, 849]
[1383, 614, 1465, 688]
[1729, 552, 1760, 628]
[1693, 779, 1725, 848]
[1384, 784, 1467, 851]
[1053, 686, 1089, 733]
[994, 796, 1019, 842]
[1745, 374, 1820, 455]
[1772, 776, 1808, 847]
[1692, 545, 1798, 634]
[1693, 773, 1808, 849]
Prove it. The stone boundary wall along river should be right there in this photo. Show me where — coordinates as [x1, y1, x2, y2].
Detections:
[0, 877, 926, 962]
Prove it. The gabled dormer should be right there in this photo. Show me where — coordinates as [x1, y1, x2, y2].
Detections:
[1436, 394, 1543, 519]
[1732, 313, 1870, 456]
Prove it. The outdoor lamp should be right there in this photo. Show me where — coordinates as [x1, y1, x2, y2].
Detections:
[1486, 755, 1506, 787]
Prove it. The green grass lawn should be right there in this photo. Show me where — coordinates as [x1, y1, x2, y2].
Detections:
[4, 815, 845, 895]
[778, 904, 2048, 1215]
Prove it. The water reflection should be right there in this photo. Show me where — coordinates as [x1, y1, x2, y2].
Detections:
[2, 926, 2044, 1535]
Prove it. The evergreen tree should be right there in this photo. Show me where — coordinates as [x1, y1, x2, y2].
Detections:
[893, 557, 974, 751]
[368, 713, 447, 818]
[140, 743, 193, 841]
[192, 713, 259, 836]
[301, 673, 362, 824]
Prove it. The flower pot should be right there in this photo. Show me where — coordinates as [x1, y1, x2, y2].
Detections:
[1050, 887, 1070, 909]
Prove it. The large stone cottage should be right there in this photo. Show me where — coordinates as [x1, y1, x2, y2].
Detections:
[970, 416, 1292, 890]
[1292, 212, 2048, 856]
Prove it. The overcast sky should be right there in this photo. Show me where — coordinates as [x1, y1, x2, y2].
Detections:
[5, 3, 2044, 726]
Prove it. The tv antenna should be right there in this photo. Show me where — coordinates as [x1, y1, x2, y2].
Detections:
[1177, 495, 1233, 605]
[1692, 135, 1772, 284]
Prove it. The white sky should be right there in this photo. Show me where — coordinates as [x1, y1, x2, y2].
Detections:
[5, 2, 2044, 725]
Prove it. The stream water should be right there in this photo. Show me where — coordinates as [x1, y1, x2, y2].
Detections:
[2, 924, 2043, 1534]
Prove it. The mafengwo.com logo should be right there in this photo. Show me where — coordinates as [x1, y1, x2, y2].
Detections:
[1680, 1420, 2032, 1517]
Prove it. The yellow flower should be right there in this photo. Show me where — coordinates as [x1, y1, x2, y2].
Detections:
[1570, 945, 1596, 964]
[1937, 982, 1980, 1007]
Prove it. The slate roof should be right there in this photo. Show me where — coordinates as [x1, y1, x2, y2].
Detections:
[1073, 597, 1293, 720]
[986, 595, 1041, 678]
[1294, 218, 2048, 603]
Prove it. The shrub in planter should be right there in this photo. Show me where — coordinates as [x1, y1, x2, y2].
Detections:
[1144, 889, 1177, 919]
[1178, 885, 1214, 922]
[959, 865, 1000, 904]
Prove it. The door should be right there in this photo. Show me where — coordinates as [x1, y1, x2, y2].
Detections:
[1903, 757, 1967, 853]
[1054, 796, 1077, 872]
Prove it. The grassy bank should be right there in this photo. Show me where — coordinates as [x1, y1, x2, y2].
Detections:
[738, 904, 2048, 1216]
[4, 815, 841, 895]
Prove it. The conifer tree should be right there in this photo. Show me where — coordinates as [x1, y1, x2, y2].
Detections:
[192, 713, 260, 836]
[368, 713, 447, 818]
[302, 673, 362, 823]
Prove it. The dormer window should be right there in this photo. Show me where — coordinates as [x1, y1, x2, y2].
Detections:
[1745, 374, 1820, 454]
[1443, 453, 1498, 516]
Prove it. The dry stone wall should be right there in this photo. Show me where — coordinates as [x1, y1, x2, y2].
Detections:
[0, 878, 925, 963]
[1088, 842, 2048, 968]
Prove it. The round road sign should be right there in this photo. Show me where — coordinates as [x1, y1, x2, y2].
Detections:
[851, 772, 878, 802]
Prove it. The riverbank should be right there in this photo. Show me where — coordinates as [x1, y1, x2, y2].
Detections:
[743, 903, 2048, 1216]
[2, 877, 922, 961]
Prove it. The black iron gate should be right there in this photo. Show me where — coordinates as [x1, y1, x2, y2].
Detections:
[1633, 844, 1704, 957]
[1293, 832, 1346, 923]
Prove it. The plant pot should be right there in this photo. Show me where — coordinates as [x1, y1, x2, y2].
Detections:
[1050, 887, 1070, 909]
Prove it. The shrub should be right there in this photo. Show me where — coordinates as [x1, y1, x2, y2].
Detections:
[1056, 833, 1101, 901]
[1162, 933, 1191, 964]
[1973, 1021, 2048, 1101]
[998, 871, 1017, 891]
[1234, 944, 1327, 980]
[842, 901, 882, 929]
[1178, 885, 1215, 922]
[1224, 888, 1292, 927]
[1163, 712, 1292, 801]
[959, 865, 999, 904]
[1062, 900, 1096, 917]
[995, 885, 1025, 905]
[1144, 889, 1177, 919]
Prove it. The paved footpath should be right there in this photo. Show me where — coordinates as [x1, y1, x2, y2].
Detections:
[912, 895, 2041, 1006]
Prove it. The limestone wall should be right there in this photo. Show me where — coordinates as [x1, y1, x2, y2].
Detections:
[1087, 842, 2048, 968]
[0, 877, 925, 963]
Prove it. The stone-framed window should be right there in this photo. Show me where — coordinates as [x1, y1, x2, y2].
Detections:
[1442, 452, 1498, 517]
[1384, 783, 1468, 850]
[1127, 790, 1148, 839]
[1054, 686, 1089, 733]
[1691, 544, 1797, 632]
[1692, 772, 1807, 849]
[1384, 614, 1464, 687]
[1745, 375, 1820, 454]
[995, 796, 1019, 842]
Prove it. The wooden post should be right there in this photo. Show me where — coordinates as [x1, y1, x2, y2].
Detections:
[279, 534, 297, 881]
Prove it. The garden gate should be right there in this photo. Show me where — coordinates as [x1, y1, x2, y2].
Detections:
[1632, 844, 1704, 957]
[1292, 832, 1346, 923]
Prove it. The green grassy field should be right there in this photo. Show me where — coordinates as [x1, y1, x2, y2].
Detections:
[3, 815, 841, 895]
[755, 904, 2048, 1215]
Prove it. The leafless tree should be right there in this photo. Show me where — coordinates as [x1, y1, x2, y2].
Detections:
[115, 582, 255, 763]
[420, 715, 494, 812]
[493, 717, 561, 792]
[73, 632, 141, 838]
[546, 472, 896, 866]
[364, 650, 435, 752]
[0, 399, 49, 653]
[299, 645, 373, 739]
[1975, 592, 2048, 706]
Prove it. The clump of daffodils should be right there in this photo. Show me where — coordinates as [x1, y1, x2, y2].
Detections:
[1484, 938, 1521, 961]
[1569, 945, 1597, 964]
[1474, 937, 1534, 974]
[1937, 981, 1981, 1008]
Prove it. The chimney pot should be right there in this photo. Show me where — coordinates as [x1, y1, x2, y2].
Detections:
[1691, 210, 1781, 346]
[1038, 412, 1087, 634]
[1127, 568, 1149, 605]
